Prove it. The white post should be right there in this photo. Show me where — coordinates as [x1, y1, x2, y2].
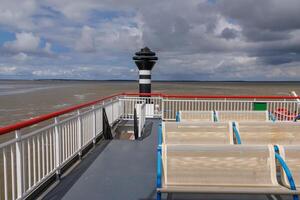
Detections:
[118, 99, 123, 119]
[92, 106, 96, 144]
[111, 100, 114, 123]
[54, 117, 61, 177]
[161, 97, 165, 120]
[77, 110, 82, 157]
[15, 130, 24, 199]
[138, 105, 142, 138]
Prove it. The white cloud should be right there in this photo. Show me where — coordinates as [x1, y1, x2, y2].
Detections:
[3, 32, 53, 57]
[214, 16, 241, 35]
[44, 0, 97, 20]
[12, 52, 30, 62]
[0, 66, 17, 74]
[75, 26, 96, 52]
[0, 0, 37, 30]
[4, 32, 40, 52]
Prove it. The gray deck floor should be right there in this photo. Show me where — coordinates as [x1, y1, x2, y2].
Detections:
[43, 119, 292, 200]
[44, 119, 158, 200]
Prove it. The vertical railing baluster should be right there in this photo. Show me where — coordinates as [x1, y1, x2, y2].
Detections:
[15, 130, 24, 199]
[41, 133, 45, 177]
[66, 123, 70, 157]
[77, 110, 82, 157]
[92, 106, 97, 144]
[33, 137, 36, 185]
[49, 130, 53, 172]
[3, 149, 8, 200]
[27, 139, 31, 188]
[37, 135, 41, 182]
[46, 132, 49, 174]
[54, 117, 61, 178]
[11, 145, 15, 200]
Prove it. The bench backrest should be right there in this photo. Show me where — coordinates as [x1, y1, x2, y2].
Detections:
[162, 144, 277, 187]
[163, 122, 233, 145]
[237, 122, 300, 145]
[179, 111, 214, 122]
[217, 111, 268, 122]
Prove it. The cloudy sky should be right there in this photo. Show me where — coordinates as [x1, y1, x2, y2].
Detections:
[0, 0, 300, 81]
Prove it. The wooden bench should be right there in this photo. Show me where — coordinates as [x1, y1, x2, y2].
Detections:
[178, 111, 214, 122]
[177, 110, 269, 123]
[217, 111, 269, 122]
[156, 144, 299, 199]
[235, 122, 300, 145]
[162, 122, 233, 145]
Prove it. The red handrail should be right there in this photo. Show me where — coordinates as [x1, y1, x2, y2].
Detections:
[0, 93, 121, 135]
[1, 92, 299, 135]
[123, 92, 300, 99]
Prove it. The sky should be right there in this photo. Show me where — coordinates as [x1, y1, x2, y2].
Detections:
[0, 0, 300, 81]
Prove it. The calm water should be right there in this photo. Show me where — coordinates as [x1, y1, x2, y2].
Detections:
[1, 80, 300, 126]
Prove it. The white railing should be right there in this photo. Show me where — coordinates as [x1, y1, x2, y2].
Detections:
[119, 96, 162, 119]
[0, 98, 121, 200]
[162, 99, 299, 120]
[0, 93, 300, 199]
[119, 95, 300, 121]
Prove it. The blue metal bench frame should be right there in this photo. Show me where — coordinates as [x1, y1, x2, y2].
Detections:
[175, 111, 180, 122]
[274, 145, 298, 200]
[232, 122, 242, 144]
[274, 145, 299, 200]
[157, 122, 162, 200]
[269, 111, 276, 122]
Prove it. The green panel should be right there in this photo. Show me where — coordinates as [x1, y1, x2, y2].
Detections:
[253, 102, 267, 111]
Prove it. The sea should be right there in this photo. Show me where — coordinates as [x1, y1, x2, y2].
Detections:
[1, 80, 300, 126]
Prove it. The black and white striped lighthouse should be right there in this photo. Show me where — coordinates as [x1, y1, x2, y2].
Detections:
[133, 47, 158, 94]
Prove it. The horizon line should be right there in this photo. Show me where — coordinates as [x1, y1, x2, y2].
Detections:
[1, 78, 300, 82]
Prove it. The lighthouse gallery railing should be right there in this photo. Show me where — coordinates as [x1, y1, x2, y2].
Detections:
[0, 93, 299, 199]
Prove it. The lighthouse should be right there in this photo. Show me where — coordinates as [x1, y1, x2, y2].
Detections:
[133, 47, 158, 95]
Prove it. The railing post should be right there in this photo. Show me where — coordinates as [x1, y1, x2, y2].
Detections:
[161, 97, 164, 120]
[111, 99, 114, 123]
[118, 99, 123, 119]
[15, 130, 24, 199]
[77, 110, 82, 158]
[54, 117, 61, 178]
[92, 106, 97, 144]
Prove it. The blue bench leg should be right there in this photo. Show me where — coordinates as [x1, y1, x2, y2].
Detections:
[157, 191, 161, 200]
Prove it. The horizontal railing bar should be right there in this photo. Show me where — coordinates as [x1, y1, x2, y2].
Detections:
[123, 92, 300, 100]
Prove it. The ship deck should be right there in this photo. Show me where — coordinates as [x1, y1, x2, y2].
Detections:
[41, 119, 288, 200]
[43, 119, 158, 200]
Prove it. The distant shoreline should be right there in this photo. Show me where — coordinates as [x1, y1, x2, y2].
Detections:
[1, 79, 300, 83]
